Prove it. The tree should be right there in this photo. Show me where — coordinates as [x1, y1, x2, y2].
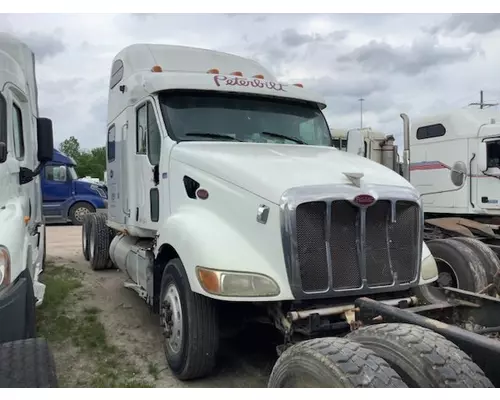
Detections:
[59, 136, 80, 161]
[58, 137, 106, 180]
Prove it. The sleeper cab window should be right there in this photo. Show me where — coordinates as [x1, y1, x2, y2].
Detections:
[110, 60, 124, 89]
[416, 124, 446, 140]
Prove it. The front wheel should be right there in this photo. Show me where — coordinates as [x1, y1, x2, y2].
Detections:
[68, 202, 95, 225]
[159, 258, 219, 380]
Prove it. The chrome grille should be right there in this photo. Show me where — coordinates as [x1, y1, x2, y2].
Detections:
[285, 192, 422, 297]
[296, 202, 329, 292]
[330, 201, 361, 290]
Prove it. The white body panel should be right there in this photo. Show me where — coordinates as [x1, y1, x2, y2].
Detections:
[0, 33, 45, 303]
[171, 142, 413, 204]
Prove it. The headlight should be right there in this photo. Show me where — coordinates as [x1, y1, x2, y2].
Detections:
[0, 246, 11, 288]
[196, 267, 280, 297]
[91, 184, 107, 199]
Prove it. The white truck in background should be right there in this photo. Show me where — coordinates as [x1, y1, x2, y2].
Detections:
[82, 43, 500, 388]
[331, 127, 401, 173]
[0, 32, 58, 387]
[340, 110, 500, 303]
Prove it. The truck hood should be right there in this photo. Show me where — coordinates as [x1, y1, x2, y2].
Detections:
[74, 179, 107, 198]
[171, 142, 415, 204]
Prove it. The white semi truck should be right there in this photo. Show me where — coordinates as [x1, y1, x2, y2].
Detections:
[83, 43, 500, 388]
[0, 32, 58, 388]
[340, 111, 500, 303]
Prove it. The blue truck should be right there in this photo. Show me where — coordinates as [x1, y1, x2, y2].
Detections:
[41, 149, 108, 225]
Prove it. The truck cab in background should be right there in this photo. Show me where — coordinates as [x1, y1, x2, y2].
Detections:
[41, 148, 108, 225]
[331, 127, 402, 174]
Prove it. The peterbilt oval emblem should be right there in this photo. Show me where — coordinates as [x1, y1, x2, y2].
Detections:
[353, 194, 375, 206]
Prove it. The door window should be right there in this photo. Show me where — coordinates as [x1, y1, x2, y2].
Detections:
[0, 93, 6, 144]
[12, 103, 25, 159]
[486, 140, 500, 169]
[45, 165, 67, 182]
[136, 101, 161, 165]
[107, 125, 116, 162]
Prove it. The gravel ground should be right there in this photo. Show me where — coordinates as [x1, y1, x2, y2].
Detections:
[42, 224, 277, 388]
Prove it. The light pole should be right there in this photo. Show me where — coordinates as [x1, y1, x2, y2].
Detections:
[359, 98, 364, 129]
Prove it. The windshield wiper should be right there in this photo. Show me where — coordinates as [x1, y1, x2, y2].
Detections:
[184, 132, 244, 142]
[259, 131, 307, 145]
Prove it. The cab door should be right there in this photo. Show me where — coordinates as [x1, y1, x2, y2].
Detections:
[6, 88, 31, 225]
[133, 98, 163, 231]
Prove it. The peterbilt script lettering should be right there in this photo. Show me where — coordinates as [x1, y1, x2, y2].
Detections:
[213, 75, 287, 92]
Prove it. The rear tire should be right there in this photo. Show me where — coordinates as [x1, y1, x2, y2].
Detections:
[268, 337, 406, 388]
[159, 258, 219, 380]
[450, 237, 500, 295]
[89, 213, 112, 270]
[0, 338, 58, 388]
[347, 323, 493, 388]
[81, 214, 92, 261]
[68, 201, 95, 225]
[414, 238, 489, 303]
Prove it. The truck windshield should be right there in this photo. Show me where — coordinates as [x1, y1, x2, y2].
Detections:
[158, 91, 332, 146]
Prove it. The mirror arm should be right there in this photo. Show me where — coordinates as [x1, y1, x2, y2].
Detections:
[470, 153, 476, 209]
[19, 161, 47, 185]
[421, 173, 468, 196]
[33, 161, 46, 177]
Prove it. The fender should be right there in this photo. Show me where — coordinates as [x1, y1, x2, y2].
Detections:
[156, 205, 294, 302]
[0, 197, 31, 285]
[420, 241, 438, 285]
[68, 195, 107, 212]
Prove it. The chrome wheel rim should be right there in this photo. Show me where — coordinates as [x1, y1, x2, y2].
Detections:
[161, 283, 183, 354]
[75, 207, 90, 222]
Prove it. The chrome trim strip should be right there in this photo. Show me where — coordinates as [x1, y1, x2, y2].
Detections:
[280, 183, 423, 300]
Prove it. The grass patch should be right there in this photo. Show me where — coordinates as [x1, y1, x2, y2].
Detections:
[148, 362, 160, 381]
[37, 263, 154, 388]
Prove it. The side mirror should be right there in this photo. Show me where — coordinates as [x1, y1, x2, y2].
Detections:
[0, 142, 6, 164]
[450, 161, 468, 187]
[37, 117, 54, 163]
[346, 129, 364, 157]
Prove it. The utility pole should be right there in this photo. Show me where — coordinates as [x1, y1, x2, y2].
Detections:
[469, 90, 498, 109]
[359, 98, 364, 129]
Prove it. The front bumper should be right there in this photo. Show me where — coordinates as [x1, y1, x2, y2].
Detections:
[0, 269, 35, 344]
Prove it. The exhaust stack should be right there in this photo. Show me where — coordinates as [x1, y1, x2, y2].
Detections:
[400, 113, 410, 181]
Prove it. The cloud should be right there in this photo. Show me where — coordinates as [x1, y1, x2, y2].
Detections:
[436, 13, 500, 36]
[18, 31, 66, 62]
[280, 28, 348, 47]
[305, 76, 389, 99]
[337, 35, 480, 75]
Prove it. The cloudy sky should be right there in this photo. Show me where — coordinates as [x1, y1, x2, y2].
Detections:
[1, 13, 500, 149]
